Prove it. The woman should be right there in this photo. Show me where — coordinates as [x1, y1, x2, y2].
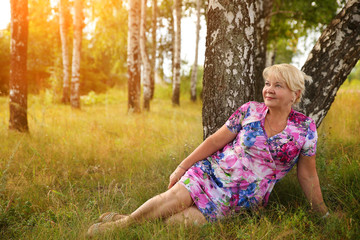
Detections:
[87, 64, 329, 236]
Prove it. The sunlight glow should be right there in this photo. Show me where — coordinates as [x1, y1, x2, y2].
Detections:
[0, 1, 10, 30]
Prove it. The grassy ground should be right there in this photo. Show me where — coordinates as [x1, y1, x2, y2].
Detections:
[0, 82, 359, 239]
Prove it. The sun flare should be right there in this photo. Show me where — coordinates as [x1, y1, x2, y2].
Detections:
[0, 1, 10, 30]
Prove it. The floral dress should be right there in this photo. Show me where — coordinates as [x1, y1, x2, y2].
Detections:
[179, 101, 318, 222]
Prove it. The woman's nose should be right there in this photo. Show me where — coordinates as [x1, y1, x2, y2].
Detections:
[266, 86, 275, 93]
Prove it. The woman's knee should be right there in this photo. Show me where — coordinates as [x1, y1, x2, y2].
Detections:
[166, 206, 207, 226]
[161, 183, 193, 207]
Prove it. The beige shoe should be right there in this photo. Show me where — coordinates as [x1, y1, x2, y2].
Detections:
[86, 222, 102, 237]
[98, 212, 126, 223]
[87, 218, 125, 238]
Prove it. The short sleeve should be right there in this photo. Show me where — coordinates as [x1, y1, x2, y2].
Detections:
[300, 120, 318, 156]
[225, 102, 250, 133]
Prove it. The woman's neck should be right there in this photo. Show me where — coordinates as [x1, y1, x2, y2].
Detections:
[265, 106, 292, 137]
[267, 106, 292, 120]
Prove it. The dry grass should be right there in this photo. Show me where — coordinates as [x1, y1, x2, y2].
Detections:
[0, 82, 359, 239]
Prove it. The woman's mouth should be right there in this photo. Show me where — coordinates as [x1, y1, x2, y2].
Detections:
[265, 96, 275, 100]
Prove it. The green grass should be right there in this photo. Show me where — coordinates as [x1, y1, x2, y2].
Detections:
[0, 83, 359, 239]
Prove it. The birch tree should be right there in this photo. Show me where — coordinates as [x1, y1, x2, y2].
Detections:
[140, 0, 152, 110]
[70, 0, 83, 109]
[9, 0, 29, 132]
[171, 0, 181, 105]
[157, 0, 175, 83]
[202, 0, 272, 138]
[190, 0, 201, 102]
[60, 0, 71, 104]
[128, 0, 141, 113]
[170, 11, 175, 80]
[150, 0, 157, 99]
[299, 0, 360, 127]
[202, 0, 359, 138]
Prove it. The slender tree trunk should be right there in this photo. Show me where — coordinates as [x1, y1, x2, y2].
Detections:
[70, 0, 83, 109]
[299, 0, 360, 127]
[128, 0, 141, 113]
[254, 0, 273, 100]
[202, 0, 273, 138]
[9, 0, 29, 132]
[141, 0, 152, 111]
[190, 0, 201, 102]
[60, 0, 70, 104]
[150, 0, 157, 99]
[172, 0, 181, 106]
[265, 42, 276, 67]
[169, 6, 175, 82]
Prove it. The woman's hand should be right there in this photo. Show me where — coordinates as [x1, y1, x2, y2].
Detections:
[297, 154, 328, 216]
[166, 125, 236, 190]
[168, 166, 186, 189]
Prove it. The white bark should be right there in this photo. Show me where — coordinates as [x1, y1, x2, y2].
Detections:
[150, 0, 157, 99]
[202, 0, 359, 138]
[202, 0, 273, 138]
[190, 0, 201, 102]
[172, 0, 181, 105]
[265, 42, 276, 67]
[140, 0, 152, 110]
[128, 0, 141, 113]
[300, 0, 360, 127]
[59, 0, 70, 103]
[70, 0, 83, 109]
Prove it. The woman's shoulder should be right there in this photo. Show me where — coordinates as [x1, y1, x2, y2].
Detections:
[289, 109, 317, 131]
[238, 101, 267, 125]
[228, 101, 265, 123]
[240, 101, 266, 112]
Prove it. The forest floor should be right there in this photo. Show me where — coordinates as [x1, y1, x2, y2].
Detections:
[0, 81, 359, 239]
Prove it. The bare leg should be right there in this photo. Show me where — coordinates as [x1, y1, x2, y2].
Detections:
[125, 183, 193, 224]
[165, 205, 207, 226]
[87, 183, 193, 236]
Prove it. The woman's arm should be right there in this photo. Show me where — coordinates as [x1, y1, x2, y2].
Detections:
[168, 124, 237, 189]
[297, 154, 328, 216]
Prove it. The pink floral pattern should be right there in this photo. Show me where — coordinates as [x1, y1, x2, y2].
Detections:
[180, 101, 317, 222]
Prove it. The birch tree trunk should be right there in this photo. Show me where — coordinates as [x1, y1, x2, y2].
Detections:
[172, 0, 181, 106]
[150, 0, 157, 99]
[299, 0, 360, 127]
[70, 0, 83, 109]
[265, 43, 276, 67]
[190, 0, 201, 102]
[128, 0, 141, 113]
[9, 0, 29, 132]
[60, 0, 70, 104]
[170, 11, 175, 81]
[140, 0, 152, 111]
[202, 0, 273, 138]
[202, 0, 359, 138]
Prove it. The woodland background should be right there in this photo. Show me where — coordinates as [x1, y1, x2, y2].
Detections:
[1, 0, 359, 105]
[1, 0, 360, 239]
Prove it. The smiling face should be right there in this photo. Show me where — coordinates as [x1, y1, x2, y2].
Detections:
[262, 75, 298, 111]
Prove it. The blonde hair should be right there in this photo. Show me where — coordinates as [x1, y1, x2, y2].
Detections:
[262, 64, 312, 103]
